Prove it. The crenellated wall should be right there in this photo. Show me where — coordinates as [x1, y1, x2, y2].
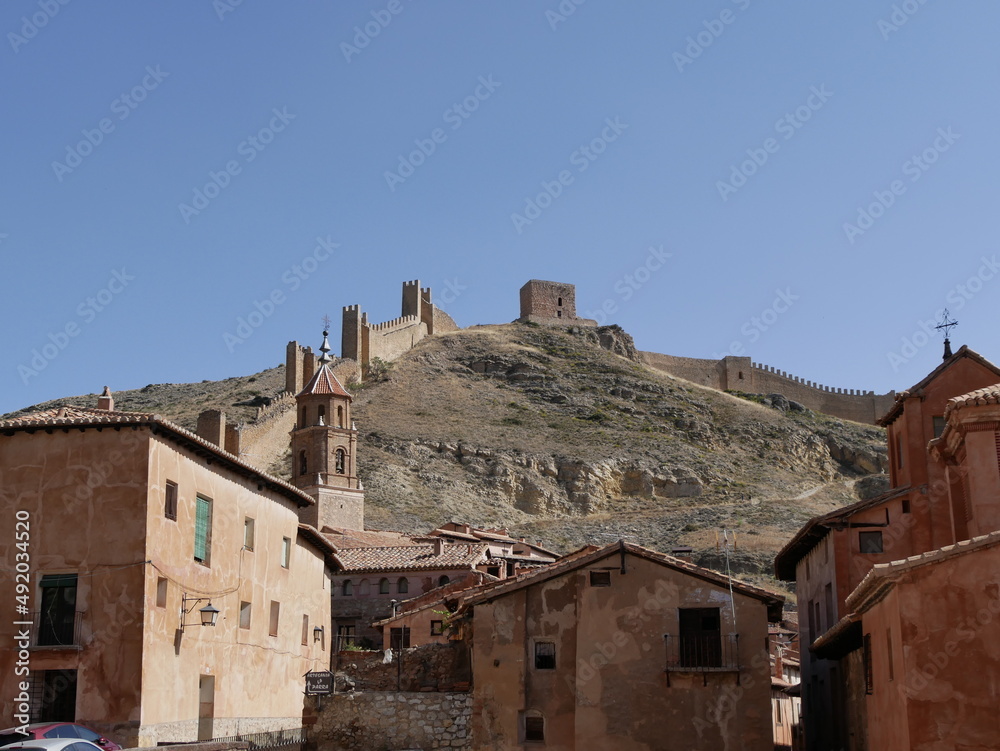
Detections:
[641, 352, 896, 425]
[340, 280, 458, 378]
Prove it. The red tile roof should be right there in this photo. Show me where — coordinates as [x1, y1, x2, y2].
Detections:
[333, 542, 489, 574]
[0, 405, 315, 508]
[298, 364, 352, 399]
[462, 541, 784, 620]
[322, 527, 420, 550]
[945, 383, 1000, 412]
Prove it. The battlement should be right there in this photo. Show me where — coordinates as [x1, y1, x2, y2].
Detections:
[370, 314, 420, 332]
[336, 280, 460, 379]
[750, 362, 875, 396]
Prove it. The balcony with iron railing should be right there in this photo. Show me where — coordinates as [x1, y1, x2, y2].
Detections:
[663, 633, 741, 683]
[28, 611, 84, 649]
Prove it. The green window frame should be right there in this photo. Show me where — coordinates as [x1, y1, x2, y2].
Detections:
[194, 495, 212, 564]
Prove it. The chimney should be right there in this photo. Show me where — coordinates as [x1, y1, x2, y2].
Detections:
[432, 538, 444, 556]
[671, 546, 694, 564]
[97, 386, 114, 412]
[196, 409, 227, 447]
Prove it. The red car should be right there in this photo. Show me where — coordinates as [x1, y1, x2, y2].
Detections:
[0, 725, 121, 751]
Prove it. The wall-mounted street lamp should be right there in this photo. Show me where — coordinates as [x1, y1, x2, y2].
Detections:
[313, 625, 325, 643]
[180, 594, 220, 631]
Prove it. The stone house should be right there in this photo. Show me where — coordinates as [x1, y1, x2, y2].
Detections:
[460, 541, 784, 751]
[0, 395, 333, 746]
[329, 539, 490, 649]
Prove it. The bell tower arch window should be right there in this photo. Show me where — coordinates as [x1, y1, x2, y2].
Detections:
[335, 448, 346, 475]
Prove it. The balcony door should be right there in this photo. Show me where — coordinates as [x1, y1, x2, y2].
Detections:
[679, 607, 722, 668]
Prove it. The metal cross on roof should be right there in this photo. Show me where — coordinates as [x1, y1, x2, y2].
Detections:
[935, 309, 958, 338]
[935, 309, 958, 360]
[322, 314, 332, 331]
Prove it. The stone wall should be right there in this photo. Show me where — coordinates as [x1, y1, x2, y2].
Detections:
[340, 281, 457, 379]
[641, 351, 896, 425]
[333, 643, 471, 692]
[305, 692, 472, 751]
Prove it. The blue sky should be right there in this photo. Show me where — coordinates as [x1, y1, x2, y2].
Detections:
[2, 1, 999, 416]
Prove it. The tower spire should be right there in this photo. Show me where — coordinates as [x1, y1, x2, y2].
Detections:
[319, 324, 333, 365]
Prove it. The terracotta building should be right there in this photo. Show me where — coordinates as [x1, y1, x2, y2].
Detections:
[775, 346, 1000, 750]
[0, 396, 333, 746]
[461, 541, 784, 751]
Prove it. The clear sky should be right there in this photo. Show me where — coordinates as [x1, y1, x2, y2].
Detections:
[3, 1, 999, 416]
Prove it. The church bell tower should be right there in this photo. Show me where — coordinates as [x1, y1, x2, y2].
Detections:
[291, 330, 364, 531]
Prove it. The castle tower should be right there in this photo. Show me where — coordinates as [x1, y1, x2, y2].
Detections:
[291, 330, 364, 531]
[519, 280, 578, 322]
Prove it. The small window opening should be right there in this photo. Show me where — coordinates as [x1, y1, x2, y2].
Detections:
[859, 531, 884, 554]
[156, 577, 168, 608]
[534, 641, 556, 669]
[240, 601, 251, 629]
[590, 570, 611, 587]
[524, 716, 545, 742]
[379, 578, 390, 594]
[902, 499, 911, 514]
[164, 481, 178, 521]
[299, 451, 308, 476]
[397, 578, 409, 594]
[342, 580, 353, 596]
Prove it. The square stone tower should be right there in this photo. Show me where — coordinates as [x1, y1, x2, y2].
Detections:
[519, 280, 578, 323]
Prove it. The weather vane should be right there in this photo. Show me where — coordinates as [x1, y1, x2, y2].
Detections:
[935, 309, 958, 360]
[321, 314, 332, 332]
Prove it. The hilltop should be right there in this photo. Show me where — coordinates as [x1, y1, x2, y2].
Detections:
[4, 322, 888, 591]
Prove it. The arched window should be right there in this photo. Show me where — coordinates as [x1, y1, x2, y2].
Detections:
[342, 580, 353, 596]
[438, 575, 450, 587]
[335, 448, 346, 474]
[379, 578, 390, 594]
[358, 579, 370, 596]
[299, 451, 308, 475]
[318, 405, 326, 423]
[337, 406, 344, 428]
[397, 577, 409, 594]
[557, 297, 563, 306]
[300, 407, 307, 427]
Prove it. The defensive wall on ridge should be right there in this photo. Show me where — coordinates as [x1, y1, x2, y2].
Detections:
[274, 278, 894, 427]
[641, 352, 896, 425]
[342, 280, 459, 377]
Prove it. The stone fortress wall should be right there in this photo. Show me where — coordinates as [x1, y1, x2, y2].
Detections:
[641, 352, 896, 424]
[265, 278, 897, 427]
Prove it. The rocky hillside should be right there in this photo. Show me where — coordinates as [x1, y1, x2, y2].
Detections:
[346, 323, 887, 587]
[5, 322, 889, 591]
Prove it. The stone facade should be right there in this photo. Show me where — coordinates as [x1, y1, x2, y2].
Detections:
[518, 279, 597, 326]
[305, 692, 472, 751]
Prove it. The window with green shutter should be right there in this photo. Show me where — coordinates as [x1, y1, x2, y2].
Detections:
[194, 496, 212, 564]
